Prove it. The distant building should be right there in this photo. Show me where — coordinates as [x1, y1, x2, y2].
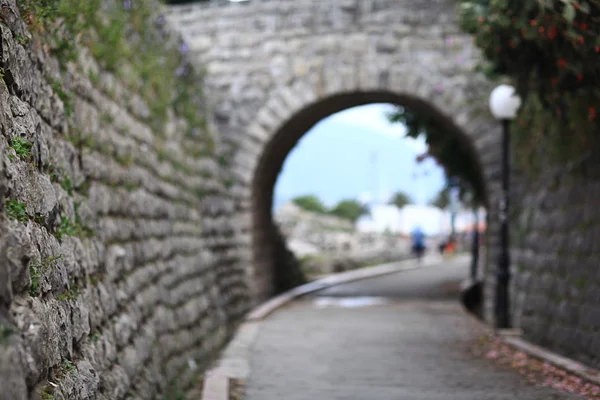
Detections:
[356, 204, 486, 237]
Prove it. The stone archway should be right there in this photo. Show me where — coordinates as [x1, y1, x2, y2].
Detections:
[166, 0, 505, 320]
[237, 66, 502, 304]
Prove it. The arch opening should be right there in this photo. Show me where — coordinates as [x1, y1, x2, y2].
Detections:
[250, 90, 492, 303]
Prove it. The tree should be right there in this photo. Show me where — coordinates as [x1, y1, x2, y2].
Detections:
[430, 187, 450, 210]
[389, 191, 412, 209]
[386, 106, 486, 207]
[328, 199, 369, 224]
[292, 195, 328, 214]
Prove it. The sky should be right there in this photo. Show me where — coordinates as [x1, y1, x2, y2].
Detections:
[273, 103, 447, 212]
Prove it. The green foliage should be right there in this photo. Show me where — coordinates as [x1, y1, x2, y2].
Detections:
[29, 255, 63, 297]
[55, 217, 78, 240]
[8, 137, 33, 160]
[48, 77, 74, 117]
[5, 200, 28, 222]
[458, 0, 600, 167]
[40, 386, 54, 400]
[29, 264, 41, 297]
[292, 195, 329, 214]
[62, 359, 76, 372]
[16, 34, 32, 46]
[0, 67, 6, 88]
[389, 191, 413, 209]
[291, 195, 372, 223]
[60, 176, 74, 196]
[57, 284, 80, 301]
[54, 202, 93, 241]
[18, 0, 213, 151]
[55, 215, 92, 240]
[430, 187, 450, 209]
[387, 106, 486, 206]
[19, 0, 102, 65]
[0, 325, 14, 345]
[328, 199, 369, 223]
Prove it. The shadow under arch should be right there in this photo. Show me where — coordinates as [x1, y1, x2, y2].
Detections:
[251, 90, 490, 302]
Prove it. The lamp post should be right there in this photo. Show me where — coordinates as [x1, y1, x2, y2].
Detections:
[489, 84, 522, 329]
[447, 176, 460, 238]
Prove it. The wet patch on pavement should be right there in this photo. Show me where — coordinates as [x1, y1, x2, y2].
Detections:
[312, 296, 390, 309]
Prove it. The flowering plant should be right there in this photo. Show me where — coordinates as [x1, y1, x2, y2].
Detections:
[459, 0, 600, 169]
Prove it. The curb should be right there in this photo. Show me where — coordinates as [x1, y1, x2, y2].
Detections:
[459, 302, 600, 389]
[499, 334, 600, 387]
[246, 255, 439, 321]
[199, 254, 467, 400]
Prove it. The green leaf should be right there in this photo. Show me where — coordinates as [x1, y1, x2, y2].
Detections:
[563, 4, 576, 22]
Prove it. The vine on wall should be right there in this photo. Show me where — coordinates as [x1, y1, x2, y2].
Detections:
[459, 0, 600, 173]
[387, 106, 487, 207]
[17, 0, 213, 153]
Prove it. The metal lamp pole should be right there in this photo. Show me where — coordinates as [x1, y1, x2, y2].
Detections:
[448, 177, 459, 238]
[495, 119, 511, 329]
[489, 84, 521, 330]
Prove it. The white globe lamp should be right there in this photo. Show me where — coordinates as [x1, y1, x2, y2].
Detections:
[489, 84, 521, 121]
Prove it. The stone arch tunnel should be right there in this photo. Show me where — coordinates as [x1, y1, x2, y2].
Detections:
[249, 89, 493, 302]
[165, 0, 504, 308]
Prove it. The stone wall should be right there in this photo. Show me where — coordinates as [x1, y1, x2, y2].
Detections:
[510, 153, 600, 370]
[3, 0, 600, 398]
[0, 1, 249, 399]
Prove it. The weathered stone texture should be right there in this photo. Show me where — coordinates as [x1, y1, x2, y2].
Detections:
[2, 0, 600, 398]
[168, 0, 600, 375]
[511, 157, 600, 370]
[166, 0, 500, 303]
[0, 1, 249, 399]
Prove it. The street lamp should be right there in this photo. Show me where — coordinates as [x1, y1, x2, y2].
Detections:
[489, 84, 522, 329]
[447, 176, 460, 238]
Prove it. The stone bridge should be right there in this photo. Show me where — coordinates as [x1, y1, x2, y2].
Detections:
[1, 0, 599, 398]
[166, 0, 502, 305]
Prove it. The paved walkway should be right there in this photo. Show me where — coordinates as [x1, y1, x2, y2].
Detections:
[244, 257, 583, 400]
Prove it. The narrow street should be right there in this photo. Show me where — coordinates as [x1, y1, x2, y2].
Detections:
[243, 257, 584, 400]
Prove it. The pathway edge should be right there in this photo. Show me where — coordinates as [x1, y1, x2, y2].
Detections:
[199, 255, 447, 400]
[201, 254, 470, 400]
[459, 300, 600, 388]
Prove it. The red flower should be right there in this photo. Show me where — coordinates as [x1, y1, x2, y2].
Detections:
[577, 36, 584, 44]
[577, 73, 584, 81]
[547, 26, 558, 39]
[596, 46, 600, 53]
[581, 23, 588, 30]
[538, 26, 545, 33]
[557, 59, 567, 68]
[530, 19, 537, 26]
[589, 107, 597, 121]
[478, 16, 485, 23]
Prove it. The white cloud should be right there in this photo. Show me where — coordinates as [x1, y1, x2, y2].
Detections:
[326, 103, 428, 155]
